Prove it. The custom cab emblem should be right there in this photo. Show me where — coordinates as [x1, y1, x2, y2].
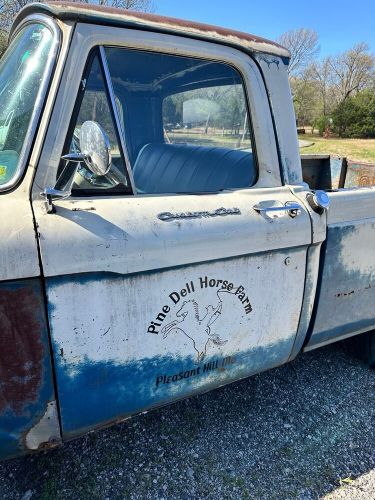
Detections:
[158, 207, 241, 222]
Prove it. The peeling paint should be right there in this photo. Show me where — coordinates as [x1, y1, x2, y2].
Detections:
[0, 279, 59, 459]
[45, 249, 307, 438]
[25, 400, 60, 450]
[55, 341, 294, 439]
[306, 221, 375, 348]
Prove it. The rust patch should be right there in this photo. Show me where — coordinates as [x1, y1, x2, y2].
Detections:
[0, 282, 45, 415]
[345, 160, 375, 188]
[14, 2, 289, 56]
[335, 290, 355, 298]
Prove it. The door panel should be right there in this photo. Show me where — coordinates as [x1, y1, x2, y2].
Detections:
[306, 189, 375, 349]
[34, 188, 312, 437]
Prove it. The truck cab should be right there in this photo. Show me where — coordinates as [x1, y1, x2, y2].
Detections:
[0, 2, 374, 460]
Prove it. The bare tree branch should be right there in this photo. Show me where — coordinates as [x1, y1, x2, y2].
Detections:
[327, 43, 375, 103]
[277, 28, 320, 76]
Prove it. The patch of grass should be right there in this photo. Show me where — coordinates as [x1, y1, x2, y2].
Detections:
[299, 135, 375, 163]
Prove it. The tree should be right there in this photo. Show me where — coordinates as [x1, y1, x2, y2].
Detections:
[332, 89, 375, 138]
[290, 72, 319, 127]
[328, 43, 375, 104]
[306, 58, 334, 117]
[291, 43, 374, 134]
[277, 28, 319, 76]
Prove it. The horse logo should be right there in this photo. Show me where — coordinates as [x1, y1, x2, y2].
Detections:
[161, 288, 235, 362]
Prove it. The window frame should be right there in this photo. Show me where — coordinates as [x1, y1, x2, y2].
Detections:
[33, 24, 282, 200]
[60, 47, 134, 196]
[0, 15, 60, 193]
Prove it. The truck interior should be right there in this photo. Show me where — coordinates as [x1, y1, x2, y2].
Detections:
[66, 47, 257, 195]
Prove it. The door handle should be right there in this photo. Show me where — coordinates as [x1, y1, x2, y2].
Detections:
[253, 201, 302, 218]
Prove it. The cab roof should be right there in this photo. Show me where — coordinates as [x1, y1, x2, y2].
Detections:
[13, 1, 290, 60]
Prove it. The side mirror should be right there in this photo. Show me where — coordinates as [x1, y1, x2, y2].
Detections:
[79, 120, 112, 177]
[42, 121, 112, 213]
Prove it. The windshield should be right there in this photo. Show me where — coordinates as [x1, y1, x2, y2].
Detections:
[0, 22, 54, 189]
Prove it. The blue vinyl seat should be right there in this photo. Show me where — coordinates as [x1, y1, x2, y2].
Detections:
[133, 143, 256, 194]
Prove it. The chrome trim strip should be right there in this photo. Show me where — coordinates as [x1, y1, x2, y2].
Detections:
[99, 45, 137, 195]
[0, 15, 60, 193]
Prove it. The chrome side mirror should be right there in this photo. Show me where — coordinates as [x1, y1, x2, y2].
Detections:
[79, 121, 111, 177]
[42, 121, 112, 213]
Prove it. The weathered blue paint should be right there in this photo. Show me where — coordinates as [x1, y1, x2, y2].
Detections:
[44, 249, 305, 439]
[0, 279, 58, 459]
[306, 221, 375, 348]
[53, 340, 294, 439]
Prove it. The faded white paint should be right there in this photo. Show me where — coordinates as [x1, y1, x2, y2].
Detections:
[34, 187, 312, 277]
[0, 192, 40, 281]
[49, 249, 307, 368]
[327, 188, 375, 225]
[256, 54, 302, 185]
[0, 18, 73, 282]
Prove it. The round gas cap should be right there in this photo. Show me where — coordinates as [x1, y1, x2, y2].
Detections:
[314, 190, 330, 209]
[307, 190, 330, 212]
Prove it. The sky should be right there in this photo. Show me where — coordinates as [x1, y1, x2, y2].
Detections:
[156, 0, 375, 58]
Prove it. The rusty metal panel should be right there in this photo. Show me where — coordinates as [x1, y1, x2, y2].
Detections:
[0, 279, 61, 459]
[14, 2, 290, 59]
[345, 160, 375, 188]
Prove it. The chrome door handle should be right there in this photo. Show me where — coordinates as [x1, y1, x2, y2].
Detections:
[253, 201, 302, 218]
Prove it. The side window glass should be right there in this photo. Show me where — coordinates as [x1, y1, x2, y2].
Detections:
[61, 51, 130, 194]
[105, 47, 257, 195]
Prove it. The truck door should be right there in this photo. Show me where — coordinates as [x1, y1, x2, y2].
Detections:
[32, 26, 316, 439]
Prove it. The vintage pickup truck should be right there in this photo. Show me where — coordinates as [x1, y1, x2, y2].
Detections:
[0, 2, 374, 460]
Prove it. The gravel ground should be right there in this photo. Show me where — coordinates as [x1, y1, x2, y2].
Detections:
[0, 339, 374, 500]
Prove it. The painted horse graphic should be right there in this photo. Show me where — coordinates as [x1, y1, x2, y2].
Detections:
[161, 288, 233, 361]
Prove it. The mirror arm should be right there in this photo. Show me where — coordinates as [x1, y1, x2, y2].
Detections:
[41, 187, 72, 214]
[41, 154, 88, 214]
[61, 153, 88, 163]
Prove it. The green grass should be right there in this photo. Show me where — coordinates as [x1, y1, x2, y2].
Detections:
[299, 135, 375, 163]
[165, 130, 375, 163]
